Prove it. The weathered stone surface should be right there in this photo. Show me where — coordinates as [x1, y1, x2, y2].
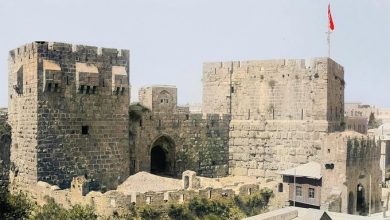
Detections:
[202, 58, 345, 177]
[130, 86, 230, 178]
[8, 42, 130, 190]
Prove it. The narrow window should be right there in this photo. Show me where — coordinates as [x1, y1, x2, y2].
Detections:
[185, 114, 189, 120]
[121, 87, 125, 94]
[301, 109, 303, 120]
[278, 183, 283, 192]
[161, 99, 164, 103]
[248, 109, 251, 120]
[82, 126, 89, 135]
[139, 119, 143, 127]
[92, 86, 97, 94]
[86, 86, 90, 94]
[247, 188, 252, 195]
[47, 83, 52, 92]
[54, 83, 59, 92]
[116, 87, 120, 95]
[296, 186, 302, 197]
[308, 188, 315, 198]
[66, 76, 69, 85]
[230, 86, 234, 93]
[184, 176, 190, 189]
[272, 109, 275, 120]
[79, 85, 85, 94]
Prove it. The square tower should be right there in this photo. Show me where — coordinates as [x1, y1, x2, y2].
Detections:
[8, 42, 130, 190]
[138, 85, 177, 112]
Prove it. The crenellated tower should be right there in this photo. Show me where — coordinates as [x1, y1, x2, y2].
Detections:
[8, 41, 130, 190]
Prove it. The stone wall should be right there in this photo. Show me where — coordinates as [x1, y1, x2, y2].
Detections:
[25, 174, 263, 217]
[321, 132, 382, 214]
[202, 58, 345, 178]
[130, 86, 230, 178]
[8, 42, 130, 190]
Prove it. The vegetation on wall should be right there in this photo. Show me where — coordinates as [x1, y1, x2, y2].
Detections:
[0, 188, 273, 220]
[368, 112, 382, 129]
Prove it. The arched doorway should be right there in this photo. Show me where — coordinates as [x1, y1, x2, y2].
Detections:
[356, 184, 366, 215]
[150, 136, 175, 176]
[151, 146, 167, 173]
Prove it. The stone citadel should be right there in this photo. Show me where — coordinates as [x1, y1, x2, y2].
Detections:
[1, 41, 383, 216]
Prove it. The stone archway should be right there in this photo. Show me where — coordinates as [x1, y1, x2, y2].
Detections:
[150, 135, 175, 176]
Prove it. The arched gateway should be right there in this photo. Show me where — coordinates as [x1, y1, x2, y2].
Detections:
[150, 135, 175, 176]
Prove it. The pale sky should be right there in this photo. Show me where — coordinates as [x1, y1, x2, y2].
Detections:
[0, 0, 389, 107]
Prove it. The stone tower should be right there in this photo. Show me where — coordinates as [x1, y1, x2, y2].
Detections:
[202, 58, 345, 177]
[8, 41, 130, 190]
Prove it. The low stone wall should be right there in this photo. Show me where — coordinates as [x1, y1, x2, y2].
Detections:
[25, 179, 265, 217]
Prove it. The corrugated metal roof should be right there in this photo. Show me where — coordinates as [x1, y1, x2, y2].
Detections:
[278, 161, 322, 179]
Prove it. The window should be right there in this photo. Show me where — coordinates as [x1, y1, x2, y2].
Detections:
[47, 83, 52, 92]
[296, 186, 302, 197]
[82, 126, 89, 135]
[278, 183, 283, 192]
[308, 188, 315, 198]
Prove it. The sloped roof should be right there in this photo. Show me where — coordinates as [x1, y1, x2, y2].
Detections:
[278, 161, 322, 179]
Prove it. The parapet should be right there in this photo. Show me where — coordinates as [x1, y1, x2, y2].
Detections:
[9, 41, 129, 62]
[203, 57, 343, 73]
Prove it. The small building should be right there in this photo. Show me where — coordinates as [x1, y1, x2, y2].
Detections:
[279, 162, 322, 209]
[279, 131, 382, 216]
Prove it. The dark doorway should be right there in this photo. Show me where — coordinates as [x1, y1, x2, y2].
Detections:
[150, 135, 175, 176]
[151, 145, 167, 174]
[357, 184, 366, 215]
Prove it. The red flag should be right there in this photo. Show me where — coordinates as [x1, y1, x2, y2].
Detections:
[328, 4, 335, 31]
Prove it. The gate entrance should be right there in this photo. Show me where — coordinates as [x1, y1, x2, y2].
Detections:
[150, 136, 175, 176]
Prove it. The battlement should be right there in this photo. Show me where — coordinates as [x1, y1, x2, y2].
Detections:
[9, 41, 129, 62]
[203, 57, 343, 75]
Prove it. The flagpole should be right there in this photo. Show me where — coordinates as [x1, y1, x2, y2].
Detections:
[327, 28, 331, 58]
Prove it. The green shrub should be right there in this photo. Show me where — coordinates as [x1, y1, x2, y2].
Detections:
[168, 204, 194, 220]
[140, 206, 161, 220]
[0, 191, 34, 220]
[32, 197, 97, 220]
[66, 204, 98, 220]
[32, 197, 67, 220]
[234, 188, 274, 216]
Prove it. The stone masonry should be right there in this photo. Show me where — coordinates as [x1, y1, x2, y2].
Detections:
[129, 86, 230, 177]
[321, 132, 381, 214]
[202, 58, 345, 177]
[8, 42, 130, 190]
